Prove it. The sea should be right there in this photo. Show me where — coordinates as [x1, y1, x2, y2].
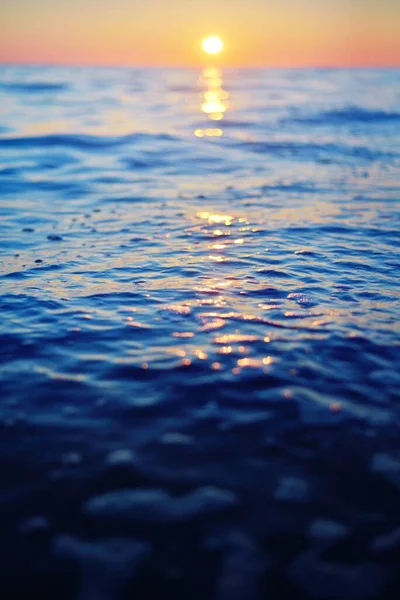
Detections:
[0, 65, 399, 599]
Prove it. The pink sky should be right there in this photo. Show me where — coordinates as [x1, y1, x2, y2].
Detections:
[1, 0, 399, 67]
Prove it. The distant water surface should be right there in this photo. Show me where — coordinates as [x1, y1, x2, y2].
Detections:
[0, 66, 399, 599]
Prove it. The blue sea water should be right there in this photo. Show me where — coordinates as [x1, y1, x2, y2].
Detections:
[0, 65, 399, 599]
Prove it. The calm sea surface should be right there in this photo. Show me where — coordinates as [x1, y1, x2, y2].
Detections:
[0, 66, 399, 599]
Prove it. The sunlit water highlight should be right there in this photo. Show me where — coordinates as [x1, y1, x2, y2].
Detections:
[0, 65, 399, 599]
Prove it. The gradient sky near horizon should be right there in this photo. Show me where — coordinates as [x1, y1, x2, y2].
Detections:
[0, 0, 399, 68]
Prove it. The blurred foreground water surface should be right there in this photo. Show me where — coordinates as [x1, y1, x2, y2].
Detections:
[0, 66, 400, 599]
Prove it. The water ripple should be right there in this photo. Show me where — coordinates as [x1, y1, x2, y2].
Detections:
[0, 65, 399, 600]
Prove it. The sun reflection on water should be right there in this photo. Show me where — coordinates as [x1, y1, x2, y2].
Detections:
[194, 67, 229, 138]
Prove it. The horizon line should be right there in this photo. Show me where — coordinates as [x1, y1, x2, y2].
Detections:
[0, 60, 399, 70]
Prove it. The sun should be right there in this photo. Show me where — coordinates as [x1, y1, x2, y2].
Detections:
[202, 36, 224, 55]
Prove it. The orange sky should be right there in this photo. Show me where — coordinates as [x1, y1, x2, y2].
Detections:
[0, 0, 399, 67]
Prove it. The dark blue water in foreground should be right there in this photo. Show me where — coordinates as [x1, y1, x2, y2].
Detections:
[0, 66, 399, 599]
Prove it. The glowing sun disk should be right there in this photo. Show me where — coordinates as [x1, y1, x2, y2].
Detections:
[202, 36, 223, 55]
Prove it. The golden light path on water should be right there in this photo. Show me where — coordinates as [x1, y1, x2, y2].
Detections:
[194, 67, 229, 138]
[162, 208, 277, 376]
